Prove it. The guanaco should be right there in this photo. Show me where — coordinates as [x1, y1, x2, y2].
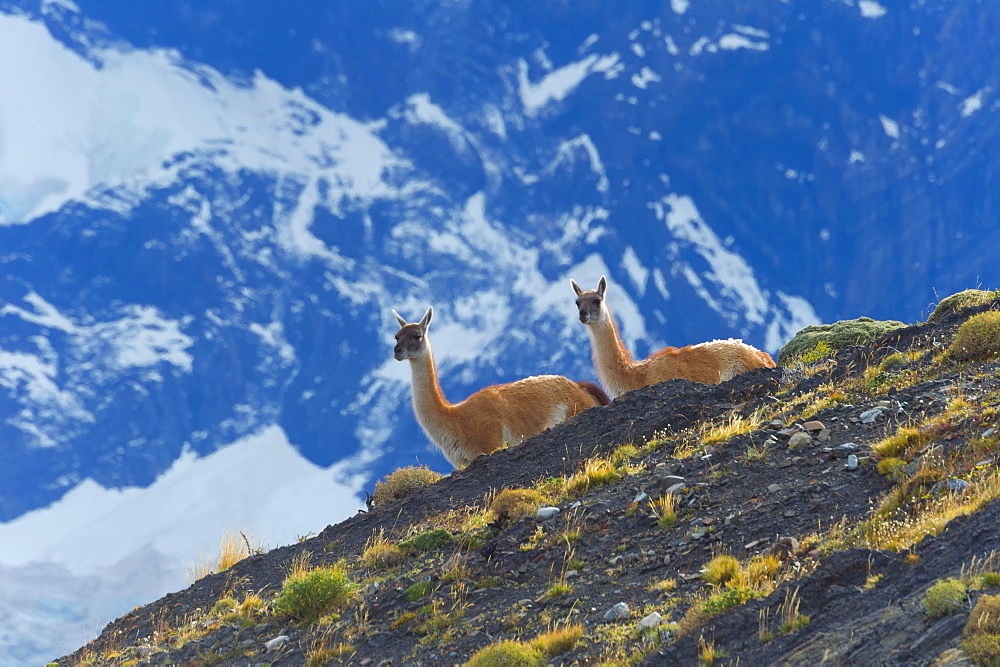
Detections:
[392, 307, 609, 467]
[570, 276, 775, 399]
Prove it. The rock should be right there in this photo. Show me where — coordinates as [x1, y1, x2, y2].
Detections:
[860, 408, 883, 423]
[536, 507, 561, 521]
[604, 602, 631, 621]
[983, 427, 996, 438]
[768, 536, 800, 559]
[846, 454, 859, 470]
[664, 483, 686, 496]
[767, 483, 780, 493]
[768, 419, 784, 428]
[816, 428, 831, 442]
[802, 420, 825, 432]
[265, 635, 290, 651]
[633, 491, 649, 504]
[834, 442, 858, 458]
[638, 611, 662, 629]
[787, 432, 812, 450]
[931, 478, 971, 495]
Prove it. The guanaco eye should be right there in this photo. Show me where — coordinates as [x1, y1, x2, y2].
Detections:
[415, 334, 422, 340]
[595, 298, 602, 305]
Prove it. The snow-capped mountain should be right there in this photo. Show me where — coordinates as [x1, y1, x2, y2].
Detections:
[0, 0, 997, 663]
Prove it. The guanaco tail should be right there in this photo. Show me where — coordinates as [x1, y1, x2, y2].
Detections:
[392, 307, 609, 468]
[570, 276, 775, 399]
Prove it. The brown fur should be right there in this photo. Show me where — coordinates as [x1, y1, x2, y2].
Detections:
[393, 307, 606, 468]
[570, 276, 776, 399]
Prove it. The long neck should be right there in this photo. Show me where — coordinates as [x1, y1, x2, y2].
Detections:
[587, 309, 640, 394]
[407, 342, 453, 421]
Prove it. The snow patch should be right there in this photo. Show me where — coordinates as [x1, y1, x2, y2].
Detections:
[517, 53, 622, 116]
[858, 1, 887, 18]
[961, 89, 987, 117]
[0, 12, 401, 235]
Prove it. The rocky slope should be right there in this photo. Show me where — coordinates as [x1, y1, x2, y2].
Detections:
[57, 294, 1000, 666]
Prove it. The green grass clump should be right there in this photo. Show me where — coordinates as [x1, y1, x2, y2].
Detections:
[465, 640, 545, 666]
[948, 311, 1000, 363]
[405, 580, 434, 602]
[564, 457, 622, 499]
[922, 577, 968, 618]
[489, 488, 546, 525]
[929, 289, 999, 322]
[778, 317, 907, 365]
[273, 564, 354, 623]
[399, 528, 455, 554]
[371, 465, 443, 507]
[962, 593, 1000, 665]
[702, 586, 763, 615]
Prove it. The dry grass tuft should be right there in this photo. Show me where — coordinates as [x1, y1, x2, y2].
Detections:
[529, 622, 585, 657]
[371, 465, 443, 507]
[948, 311, 1000, 362]
[489, 488, 546, 525]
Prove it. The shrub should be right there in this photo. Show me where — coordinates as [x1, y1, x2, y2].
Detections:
[703, 555, 740, 587]
[702, 586, 762, 615]
[465, 640, 546, 667]
[489, 488, 546, 525]
[963, 593, 1000, 665]
[371, 465, 443, 507]
[273, 564, 354, 623]
[922, 577, 968, 618]
[777, 317, 906, 366]
[929, 289, 999, 322]
[948, 311, 1000, 363]
[398, 528, 455, 554]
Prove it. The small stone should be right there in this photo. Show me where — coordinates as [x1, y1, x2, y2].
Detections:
[783, 510, 797, 517]
[878, 400, 892, 408]
[265, 635, 290, 651]
[724, 514, 736, 526]
[638, 611, 662, 629]
[536, 507, 561, 521]
[768, 419, 784, 428]
[691, 528, 706, 540]
[569, 501, 582, 510]
[816, 428, 831, 442]
[788, 432, 813, 450]
[604, 602, 631, 621]
[983, 427, 996, 438]
[633, 491, 649, 504]
[565, 570, 579, 579]
[860, 408, 883, 424]
[802, 420, 825, 432]
[767, 483, 780, 493]
[702, 517, 716, 526]
[846, 454, 859, 470]
[664, 483, 686, 496]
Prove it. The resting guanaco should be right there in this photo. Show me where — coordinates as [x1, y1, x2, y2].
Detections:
[393, 307, 609, 467]
[570, 276, 775, 399]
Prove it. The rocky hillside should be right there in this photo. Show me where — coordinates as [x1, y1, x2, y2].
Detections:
[57, 292, 1000, 666]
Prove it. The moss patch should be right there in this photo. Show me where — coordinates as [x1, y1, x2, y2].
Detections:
[778, 317, 907, 365]
[929, 289, 999, 322]
[948, 311, 1000, 363]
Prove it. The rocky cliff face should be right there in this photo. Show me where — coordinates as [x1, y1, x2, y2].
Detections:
[56, 295, 1000, 665]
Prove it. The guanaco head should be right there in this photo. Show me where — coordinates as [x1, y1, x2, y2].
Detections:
[570, 275, 608, 325]
[392, 306, 433, 361]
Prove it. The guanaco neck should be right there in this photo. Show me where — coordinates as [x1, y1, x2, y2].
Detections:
[407, 343, 455, 424]
[587, 309, 640, 392]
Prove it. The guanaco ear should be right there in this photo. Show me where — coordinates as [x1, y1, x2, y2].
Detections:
[597, 275, 607, 297]
[392, 309, 407, 328]
[419, 306, 433, 332]
[570, 279, 583, 296]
